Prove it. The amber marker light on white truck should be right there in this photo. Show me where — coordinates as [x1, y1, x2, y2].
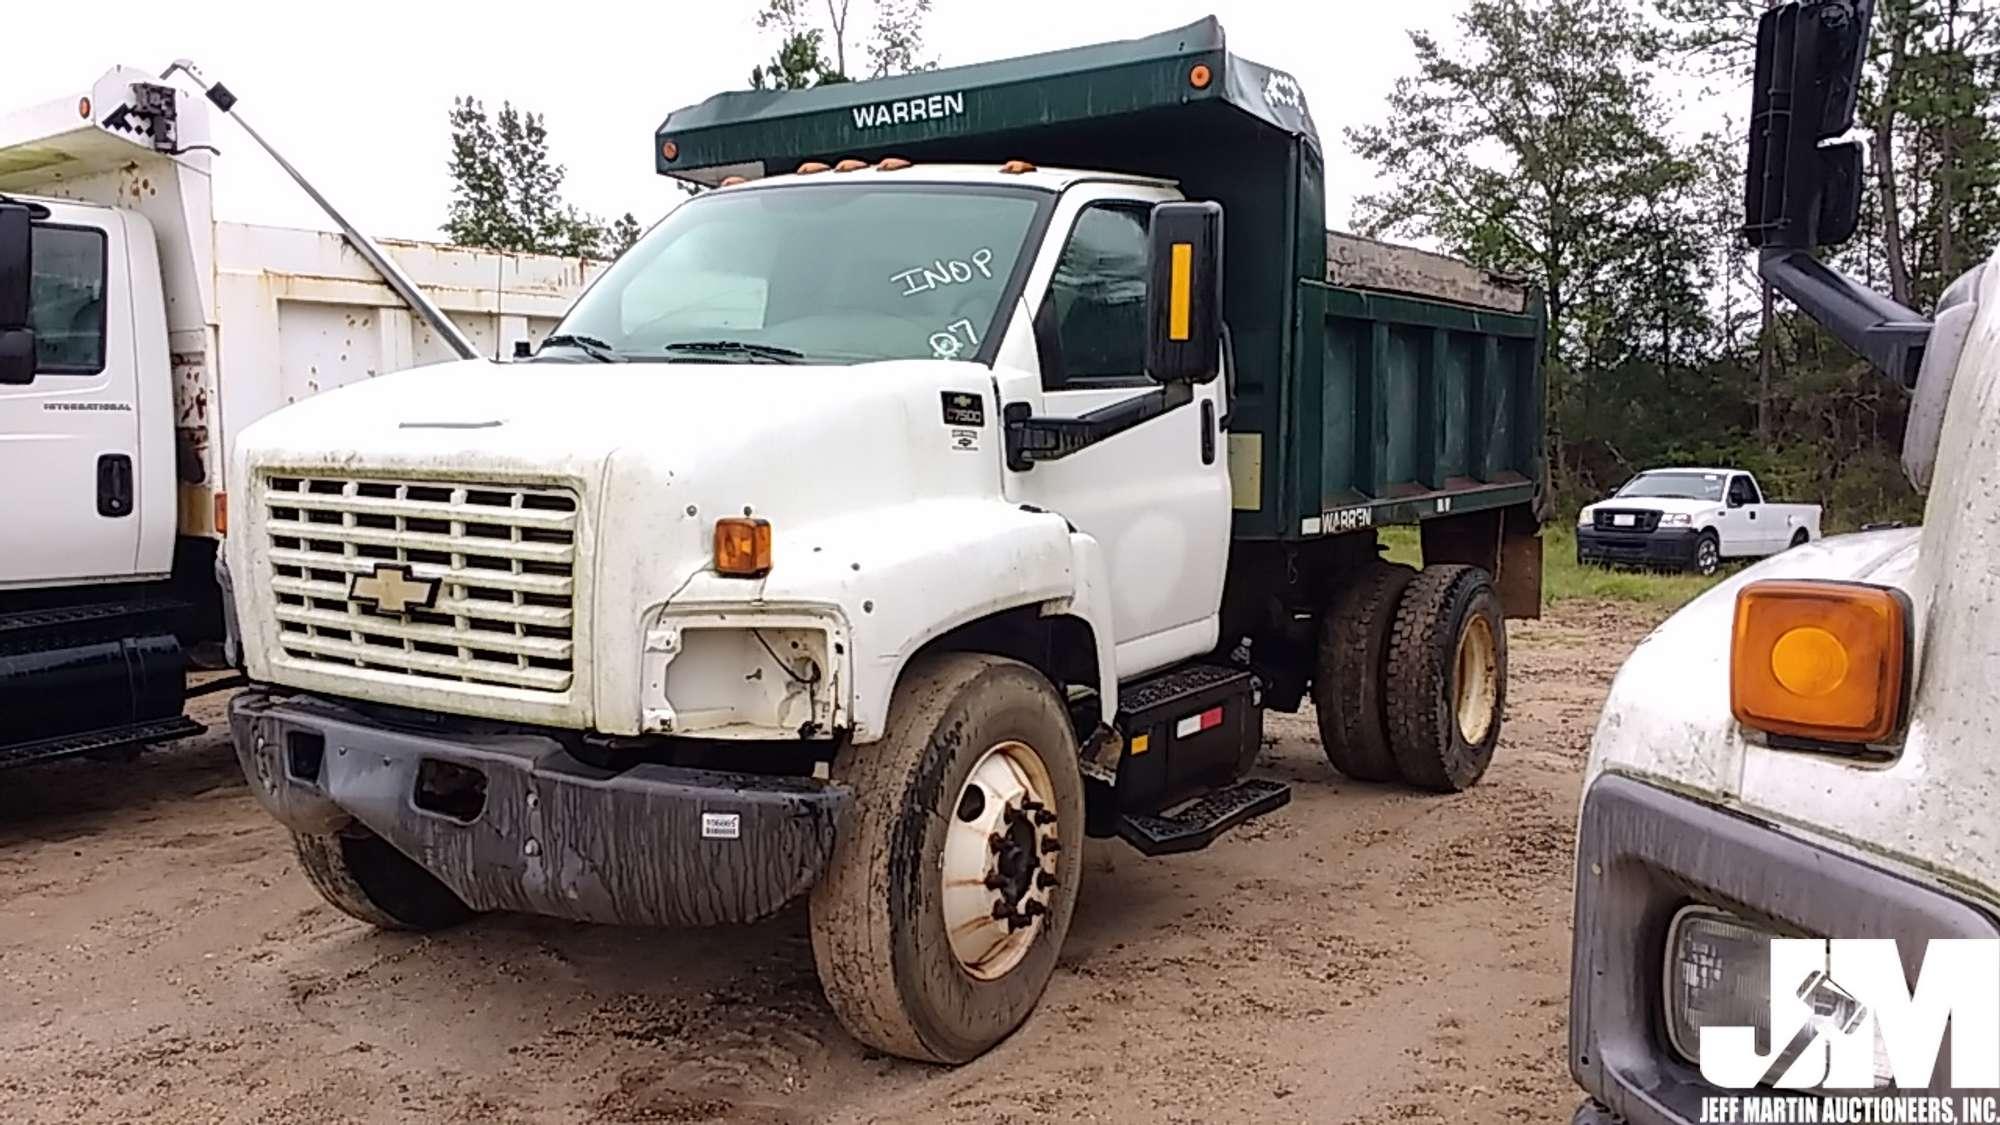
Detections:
[714, 517, 773, 577]
[1729, 580, 1910, 745]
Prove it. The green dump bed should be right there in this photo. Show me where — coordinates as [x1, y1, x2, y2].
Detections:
[655, 17, 1545, 542]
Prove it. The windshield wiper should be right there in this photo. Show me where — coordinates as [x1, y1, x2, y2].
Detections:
[538, 333, 624, 363]
[662, 340, 805, 364]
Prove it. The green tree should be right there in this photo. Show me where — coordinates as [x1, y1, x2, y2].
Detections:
[748, 0, 933, 89]
[444, 98, 609, 257]
[608, 213, 644, 257]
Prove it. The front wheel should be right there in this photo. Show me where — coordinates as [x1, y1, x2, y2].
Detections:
[294, 829, 474, 931]
[1692, 531, 1722, 576]
[810, 653, 1084, 1064]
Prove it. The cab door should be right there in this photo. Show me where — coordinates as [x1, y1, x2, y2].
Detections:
[994, 185, 1232, 677]
[0, 203, 143, 588]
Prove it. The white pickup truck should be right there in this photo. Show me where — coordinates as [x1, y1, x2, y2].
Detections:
[1569, 3, 2000, 1119]
[0, 65, 601, 770]
[1576, 468, 1821, 576]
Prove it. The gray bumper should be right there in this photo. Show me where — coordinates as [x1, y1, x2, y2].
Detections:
[229, 689, 848, 927]
[1568, 774, 1999, 1124]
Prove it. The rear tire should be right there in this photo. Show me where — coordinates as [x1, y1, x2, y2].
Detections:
[293, 829, 475, 931]
[1384, 565, 1507, 793]
[810, 653, 1084, 1064]
[1312, 564, 1417, 782]
[1789, 528, 1810, 549]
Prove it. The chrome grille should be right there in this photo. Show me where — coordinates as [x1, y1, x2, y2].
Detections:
[261, 473, 580, 693]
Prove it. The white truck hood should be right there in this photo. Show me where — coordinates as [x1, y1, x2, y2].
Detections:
[1582, 496, 1720, 519]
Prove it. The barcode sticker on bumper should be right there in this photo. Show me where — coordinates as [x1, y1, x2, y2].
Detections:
[701, 812, 741, 840]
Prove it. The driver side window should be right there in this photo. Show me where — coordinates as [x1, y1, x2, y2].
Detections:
[1728, 475, 1760, 506]
[1039, 203, 1150, 390]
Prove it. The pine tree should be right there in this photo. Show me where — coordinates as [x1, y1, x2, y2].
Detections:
[443, 98, 609, 257]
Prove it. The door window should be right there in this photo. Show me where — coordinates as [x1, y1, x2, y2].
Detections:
[29, 225, 107, 375]
[1727, 475, 1760, 507]
[1041, 204, 1150, 389]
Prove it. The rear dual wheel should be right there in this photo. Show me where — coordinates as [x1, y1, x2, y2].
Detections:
[1316, 563, 1506, 793]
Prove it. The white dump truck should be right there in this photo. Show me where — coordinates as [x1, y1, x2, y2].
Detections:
[0, 64, 602, 770]
[219, 19, 1551, 1064]
[1569, 1, 2000, 1119]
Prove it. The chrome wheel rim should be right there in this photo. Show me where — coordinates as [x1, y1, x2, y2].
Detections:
[940, 739, 1060, 981]
[1453, 614, 1499, 745]
[1697, 540, 1719, 574]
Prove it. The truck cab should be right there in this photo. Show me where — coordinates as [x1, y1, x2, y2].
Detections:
[223, 18, 1548, 1065]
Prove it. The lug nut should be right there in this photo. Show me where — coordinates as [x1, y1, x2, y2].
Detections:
[1022, 899, 1048, 918]
[1032, 810, 1057, 826]
[991, 899, 1012, 919]
[1021, 799, 1044, 813]
[1036, 871, 1058, 890]
[1006, 914, 1031, 931]
[1040, 837, 1062, 855]
[984, 873, 1008, 891]
[989, 833, 1006, 852]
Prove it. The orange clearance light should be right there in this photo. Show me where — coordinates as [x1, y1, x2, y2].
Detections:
[1189, 63, 1213, 89]
[213, 490, 228, 536]
[79, 97, 93, 119]
[834, 158, 868, 172]
[877, 157, 912, 171]
[714, 517, 773, 577]
[999, 159, 1038, 175]
[719, 175, 749, 187]
[797, 161, 832, 175]
[660, 139, 679, 161]
[1730, 580, 1909, 745]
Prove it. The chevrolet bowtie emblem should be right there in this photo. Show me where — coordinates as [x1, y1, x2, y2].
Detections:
[350, 564, 439, 616]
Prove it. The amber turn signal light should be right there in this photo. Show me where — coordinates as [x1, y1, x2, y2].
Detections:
[714, 517, 773, 577]
[1730, 580, 1909, 745]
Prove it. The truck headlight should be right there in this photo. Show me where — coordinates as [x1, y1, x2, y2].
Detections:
[1665, 906, 1775, 1067]
[1665, 905, 1892, 1086]
[1661, 512, 1693, 526]
[1577, 511, 1592, 528]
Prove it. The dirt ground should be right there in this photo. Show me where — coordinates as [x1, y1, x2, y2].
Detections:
[0, 600, 1661, 1125]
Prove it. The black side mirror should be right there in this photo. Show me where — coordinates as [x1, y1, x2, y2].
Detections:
[1743, 0, 1872, 251]
[513, 339, 533, 359]
[1144, 201, 1224, 385]
[0, 203, 35, 386]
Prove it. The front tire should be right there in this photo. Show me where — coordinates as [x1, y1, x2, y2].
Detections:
[1692, 531, 1722, 576]
[810, 653, 1084, 1064]
[294, 829, 475, 931]
[1384, 565, 1507, 793]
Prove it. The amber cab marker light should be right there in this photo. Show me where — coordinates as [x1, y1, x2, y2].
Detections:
[877, 157, 913, 171]
[1730, 580, 1909, 745]
[797, 161, 832, 175]
[213, 491, 228, 536]
[834, 158, 868, 172]
[660, 139, 679, 162]
[1189, 63, 1213, 90]
[714, 517, 773, 578]
[78, 97, 92, 119]
[999, 159, 1038, 174]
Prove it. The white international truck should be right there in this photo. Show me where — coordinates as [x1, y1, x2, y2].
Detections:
[217, 19, 1551, 1064]
[0, 65, 602, 770]
[1569, 1, 2000, 1119]
[1576, 467, 1823, 575]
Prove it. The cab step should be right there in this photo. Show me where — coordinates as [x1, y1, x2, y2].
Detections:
[0, 715, 204, 771]
[1115, 777, 1291, 856]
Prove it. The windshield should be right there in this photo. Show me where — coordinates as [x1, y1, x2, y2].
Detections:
[1616, 472, 1725, 502]
[545, 184, 1047, 365]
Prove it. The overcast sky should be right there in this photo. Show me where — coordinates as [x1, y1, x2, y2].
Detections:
[7, 0, 1483, 245]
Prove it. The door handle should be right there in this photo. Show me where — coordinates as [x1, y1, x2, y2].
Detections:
[97, 453, 133, 517]
[1200, 400, 1215, 465]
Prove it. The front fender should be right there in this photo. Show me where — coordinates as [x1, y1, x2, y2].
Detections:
[617, 499, 1108, 742]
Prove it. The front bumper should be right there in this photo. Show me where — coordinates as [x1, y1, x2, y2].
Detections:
[229, 689, 848, 927]
[1577, 527, 1699, 567]
[1568, 774, 1999, 1124]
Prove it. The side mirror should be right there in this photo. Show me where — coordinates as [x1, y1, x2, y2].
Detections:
[513, 339, 533, 359]
[1144, 201, 1224, 385]
[0, 203, 34, 386]
[1743, 0, 1872, 251]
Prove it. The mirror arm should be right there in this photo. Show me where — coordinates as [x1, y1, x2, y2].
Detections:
[1758, 249, 1931, 386]
[1004, 382, 1195, 471]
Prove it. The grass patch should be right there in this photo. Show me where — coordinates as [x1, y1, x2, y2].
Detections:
[1377, 525, 1726, 610]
